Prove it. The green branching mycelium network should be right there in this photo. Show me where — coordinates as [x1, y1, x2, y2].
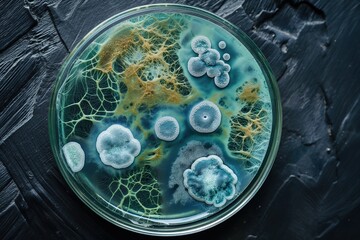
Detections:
[59, 13, 194, 144]
[109, 165, 162, 217]
[59, 54, 121, 139]
[227, 80, 271, 172]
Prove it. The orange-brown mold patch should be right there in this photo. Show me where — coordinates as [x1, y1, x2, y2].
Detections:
[239, 82, 260, 103]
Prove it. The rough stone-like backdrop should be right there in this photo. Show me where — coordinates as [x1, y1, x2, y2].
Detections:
[1, 0, 359, 239]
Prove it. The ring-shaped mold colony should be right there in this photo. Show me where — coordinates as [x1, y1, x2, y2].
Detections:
[218, 40, 226, 49]
[223, 53, 230, 61]
[49, 4, 281, 237]
[155, 116, 180, 141]
[189, 100, 222, 133]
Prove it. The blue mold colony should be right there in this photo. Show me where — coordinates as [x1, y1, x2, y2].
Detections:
[155, 116, 180, 141]
[183, 155, 238, 208]
[189, 100, 221, 133]
[57, 13, 273, 225]
[188, 36, 231, 88]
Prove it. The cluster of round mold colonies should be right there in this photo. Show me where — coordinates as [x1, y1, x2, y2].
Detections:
[50, 7, 278, 235]
[188, 36, 231, 88]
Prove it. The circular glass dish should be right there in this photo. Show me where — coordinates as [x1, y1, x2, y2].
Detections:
[49, 4, 282, 236]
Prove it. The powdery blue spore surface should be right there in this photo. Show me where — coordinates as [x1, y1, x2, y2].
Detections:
[183, 155, 238, 208]
[189, 100, 222, 133]
[155, 116, 180, 141]
[187, 36, 231, 88]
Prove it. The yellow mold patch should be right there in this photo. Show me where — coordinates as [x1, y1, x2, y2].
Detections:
[60, 14, 195, 156]
[239, 82, 260, 103]
[96, 14, 196, 116]
[228, 80, 270, 171]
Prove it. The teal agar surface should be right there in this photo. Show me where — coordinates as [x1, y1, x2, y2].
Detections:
[55, 12, 273, 225]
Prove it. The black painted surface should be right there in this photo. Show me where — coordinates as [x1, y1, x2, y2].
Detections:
[1, 0, 359, 239]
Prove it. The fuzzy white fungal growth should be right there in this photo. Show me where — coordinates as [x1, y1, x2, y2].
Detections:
[96, 124, 141, 169]
[214, 72, 230, 88]
[62, 141, 85, 172]
[189, 100, 222, 133]
[223, 53, 230, 61]
[188, 36, 231, 89]
[191, 35, 211, 54]
[188, 57, 207, 77]
[155, 116, 180, 141]
[200, 49, 220, 66]
[218, 40, 226, 49]
[183, 155, 238, 208]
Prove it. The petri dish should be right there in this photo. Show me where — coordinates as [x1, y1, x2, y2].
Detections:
[49, 4, 282, 236]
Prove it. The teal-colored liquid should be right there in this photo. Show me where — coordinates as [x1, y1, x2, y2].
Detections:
[56, 12, 272, 225]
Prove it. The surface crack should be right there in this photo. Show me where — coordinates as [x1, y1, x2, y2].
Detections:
[319, 84, 340, 181]
[47, 7, 69, 53]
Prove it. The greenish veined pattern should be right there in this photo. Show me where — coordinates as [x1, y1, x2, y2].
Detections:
[227, 79, 272, 173]
[59, 13, 192, 141]
[109, 165, 162, 217]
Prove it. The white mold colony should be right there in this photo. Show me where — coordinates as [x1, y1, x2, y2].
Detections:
[62, 141, 85, 172]
[96, 124, 141, 169]
[154, 116, 180, 141]
[189, 100, 221, 133]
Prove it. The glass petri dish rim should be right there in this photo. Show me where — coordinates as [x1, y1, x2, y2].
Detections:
[49, 3, 282, 236]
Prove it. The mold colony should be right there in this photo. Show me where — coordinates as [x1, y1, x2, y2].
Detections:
[154, 116, 180, 141]
[189, 100, 221, 133]
[188, 36, 231, 88]
[96, 124, 141, 169]
[62, 142, 85, 172]
[183, 155, 238, 208]
[55, 12, 273, 225]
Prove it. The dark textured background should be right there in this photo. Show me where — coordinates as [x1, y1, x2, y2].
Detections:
[1, 0, 359, 239]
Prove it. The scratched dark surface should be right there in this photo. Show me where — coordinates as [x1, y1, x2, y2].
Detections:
[1, 0, 359, 239]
